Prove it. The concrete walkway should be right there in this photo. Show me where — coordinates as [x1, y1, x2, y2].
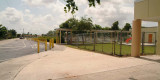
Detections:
[12, 44, 160, 80]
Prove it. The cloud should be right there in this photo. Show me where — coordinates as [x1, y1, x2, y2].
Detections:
[0, 7, 52, 34]
[84, 0, 134, 28]
[0, 7, 23, 24]
[25, 9, 30, 13]
[0, 0, 157, 35]
[0, 0, 72, 35]
[22, 0, 57, 7]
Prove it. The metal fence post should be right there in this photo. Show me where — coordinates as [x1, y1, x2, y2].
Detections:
[45, 40, 47, 51]
[154, 32, 157, 54]
[78, 34, 79, 48]
[76, 34, 78, 48]
[142, 32, 145, 55]
[37, 40, 40, 53]
[102, 33, 104, 52]
[120, 31, 122, 56]
[111, 32, 113, 55]
[93, 32, 96, 51]
[114, 31, 116, 55]
[84, 33, 86, 49]
[49, 39, 51, 49]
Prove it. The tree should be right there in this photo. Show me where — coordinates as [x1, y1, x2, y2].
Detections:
[7, 29, 17, 38]
[123, 23, 131, 31]
[103, 26, 110, 30]
[64, 0, 100, 14]
[59, 17, 93, 32]
[0, 24, 8, 39]
[111, 21, 120, 30]
[59, 17, 78, 29]
[75, 17, 93, 44]
[68, 18, 79, 29]
[92, 24, 102, 30]
[47, 30, 55, 37]
[75, 17, 93, 32]
[17, 34, 21, 38]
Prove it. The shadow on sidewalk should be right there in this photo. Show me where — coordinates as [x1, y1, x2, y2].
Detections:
[138, 57, 160, 63]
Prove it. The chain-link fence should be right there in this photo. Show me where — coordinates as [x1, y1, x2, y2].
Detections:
[68, 31, 157, 57]
[68, 31, 132, 56]
[141, 32, 157, 55]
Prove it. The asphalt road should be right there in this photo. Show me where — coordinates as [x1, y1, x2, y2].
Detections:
[0, 39, 49, 63]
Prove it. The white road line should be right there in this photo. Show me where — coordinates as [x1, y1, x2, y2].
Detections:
[0, 46, 23, 48]
[0, 59, 11, 62]
[22, 40, 26, 48]
[0, 40, 26, 49]
[0, 40, 26, 50]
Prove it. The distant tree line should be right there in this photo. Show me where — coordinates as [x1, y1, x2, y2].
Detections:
[0, 24, 17, 40]
[59, 17, 131, 32]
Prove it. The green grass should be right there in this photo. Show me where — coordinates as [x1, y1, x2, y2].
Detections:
[67, 43, 156, 56]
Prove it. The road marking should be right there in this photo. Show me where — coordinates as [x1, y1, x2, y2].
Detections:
[0, 58, 13, 62]
[0, 40, 26, 50]
[23, 40, 26, 48]
[30, 43, 45, 49]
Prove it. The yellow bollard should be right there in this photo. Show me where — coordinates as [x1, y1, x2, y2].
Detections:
[51, 38, 53, 48]
[45, 40, 47, 51]
[52, 38, 54, 48]
[49, 39, 51, 49]
[37, 40, 40, 53]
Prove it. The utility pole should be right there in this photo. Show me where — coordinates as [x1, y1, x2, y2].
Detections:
[23, 28, 24, 34]
[22, 28, 24, 37]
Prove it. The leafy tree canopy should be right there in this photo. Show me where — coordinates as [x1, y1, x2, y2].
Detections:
[8, 29, 17, 36]
[7, 29, 17, 38]
[75, 17, 93, 32]
[0, 25, 8, 39]
[103, 27, 110, 30]
[59, 17, 78, 29]
[46, 30, 55, 37]
[111, 21, 120, 30]
[92, 24, 102, 30]
[0, 24, 18, 39]
[64, 0, 100, 14]
[59, 17, 93, 33]
[123, 23, 131, 31]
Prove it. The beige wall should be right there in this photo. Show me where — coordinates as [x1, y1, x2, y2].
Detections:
[135, 0, 160, 55]
[141, 27, 157, 32]
[141, 27, 157, 43]
[130, 27, 158, 43]
[135, 0, 160, 21]
[148, 0, 160, 18]
[157, 22, 160, 55]
[134, 0, 149, 19]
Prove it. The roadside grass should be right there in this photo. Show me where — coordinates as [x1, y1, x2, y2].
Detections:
[67, 43, 156, 56]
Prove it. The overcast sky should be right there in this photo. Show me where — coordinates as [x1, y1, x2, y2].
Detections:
[0, 0, 158, 34]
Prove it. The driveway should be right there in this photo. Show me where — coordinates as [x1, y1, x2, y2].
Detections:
[13, 45, 160, 80]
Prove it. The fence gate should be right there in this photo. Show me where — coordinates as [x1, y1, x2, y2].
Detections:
[141, 32, 157, 55]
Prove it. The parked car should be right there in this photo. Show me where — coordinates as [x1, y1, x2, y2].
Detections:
[20, 37, 24, 39]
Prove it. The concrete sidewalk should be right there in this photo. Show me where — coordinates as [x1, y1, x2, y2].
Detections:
[0, 50, 54, 80]
[13, 44, 160, 80]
